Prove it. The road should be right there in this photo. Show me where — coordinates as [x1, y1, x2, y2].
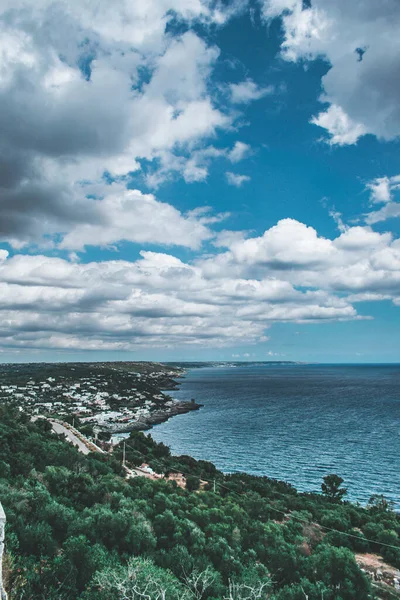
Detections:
[49, 420, 92, 454]
[47, 419, 105, 455]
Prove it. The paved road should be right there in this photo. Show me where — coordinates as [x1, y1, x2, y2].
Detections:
[49, 420, 91, 455]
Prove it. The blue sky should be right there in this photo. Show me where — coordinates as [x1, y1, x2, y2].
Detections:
[0, 0, 400, 362]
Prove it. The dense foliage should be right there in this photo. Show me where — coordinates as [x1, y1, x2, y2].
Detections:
[0, 406, 399, 599]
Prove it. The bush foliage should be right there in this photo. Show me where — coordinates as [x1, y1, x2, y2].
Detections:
[0, 406, 399, 599]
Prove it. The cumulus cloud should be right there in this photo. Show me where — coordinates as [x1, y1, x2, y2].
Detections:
[199, 218, 400, 298]
[1, 217, 400, 352]
[262, 0, 400, 144]
[230, 219, 334, 267]
[212, 230, 250, 248]
[0, 0, 280, 253]
[0, 250, 351, 351]
[58, 184, 213, 251]
[226, 172, 251, 187]
[1, 0, 399, 355]
[0, 1, 237, 248]
[311, 105, 367, 147]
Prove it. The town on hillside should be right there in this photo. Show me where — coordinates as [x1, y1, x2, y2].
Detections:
[0, 362, 201, 439]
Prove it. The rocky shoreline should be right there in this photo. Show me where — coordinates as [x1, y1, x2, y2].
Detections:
[109, 398, 203, 433]
[107, 365, 204, 433]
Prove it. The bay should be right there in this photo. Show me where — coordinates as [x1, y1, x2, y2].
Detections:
[151, 364, 400, 507]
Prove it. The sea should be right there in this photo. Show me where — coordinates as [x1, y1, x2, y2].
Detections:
[151, 364, 400, 508]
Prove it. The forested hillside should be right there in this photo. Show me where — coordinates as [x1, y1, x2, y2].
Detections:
[0, 406, 399, 599]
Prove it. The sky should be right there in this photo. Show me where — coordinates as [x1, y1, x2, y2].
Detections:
[1, 0, 400, 363]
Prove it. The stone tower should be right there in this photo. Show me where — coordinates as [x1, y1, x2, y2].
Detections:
[0, 502, 6, 600]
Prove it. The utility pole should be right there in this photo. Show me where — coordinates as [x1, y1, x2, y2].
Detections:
[213, 479, 216, 493]
[122, 441, 126, 468]
[93, 426, 100, 442]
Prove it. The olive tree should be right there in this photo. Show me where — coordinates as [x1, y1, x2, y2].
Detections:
[92, 557, 193, 600]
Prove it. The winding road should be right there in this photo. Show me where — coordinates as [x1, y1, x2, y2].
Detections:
[32, 416, 105, 455]
[49, 419, 94, 454]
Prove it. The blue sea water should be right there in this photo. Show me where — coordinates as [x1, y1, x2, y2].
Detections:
[151, 364, 400, 507]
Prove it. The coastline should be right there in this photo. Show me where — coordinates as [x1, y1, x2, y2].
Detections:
[106, 366, 203, 433]
[149, 363, 400, 511]
[0, 361, 203, 436]
[108, 397, 203, 433]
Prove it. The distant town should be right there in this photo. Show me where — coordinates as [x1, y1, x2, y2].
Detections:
[0, 362, 201, 439]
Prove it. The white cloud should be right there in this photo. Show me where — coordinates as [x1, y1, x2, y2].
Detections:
[147, 145, 228, 187]
[226, 172, 251, 187]
[59, 184, 213, 251]
[5, 0, 228, 52]
[0, 2, 236, 248]
[228, 141, 251, 163]
[368, 177, 395, 204]
[311, 105, 367, 146]
[228, 219, 335, 266]
[229, 78, 273, 104]
[1, 0, 400, 355]
[328, 209, 347, 233]
[150, 141, 252, 186]
[213, 230, 251, 248]
[263, 0, 400, 144]
[198, 218, 400, 298]
[1, 216, 400, 352]
[365, 174, 400, 224]
[333, 226, 391, 251]
[366, 203, 400, 225]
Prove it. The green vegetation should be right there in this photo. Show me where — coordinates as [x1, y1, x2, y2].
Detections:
[321, 474, 348, 503]
[0, 405, 399, 599]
